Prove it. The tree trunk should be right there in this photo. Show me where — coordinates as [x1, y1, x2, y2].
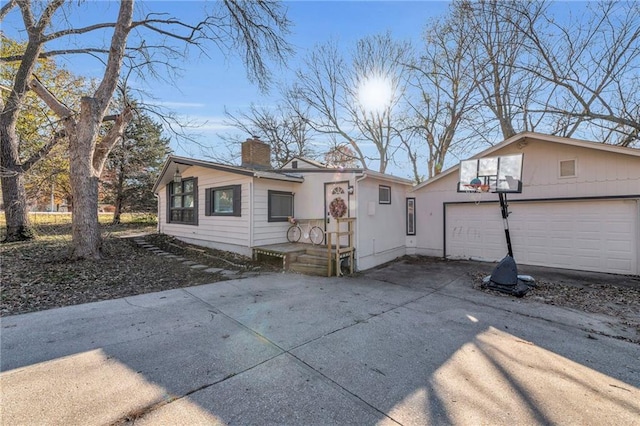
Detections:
[112, 198, 122, 225]
[0, 117, 34, 242]
[0, 173, 33, 241]
[68, 98, 102, 259]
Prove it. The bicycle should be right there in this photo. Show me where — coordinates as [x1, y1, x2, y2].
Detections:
[286, 217, 324, 245]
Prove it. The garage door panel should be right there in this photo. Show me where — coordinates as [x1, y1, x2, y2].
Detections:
[446, 200, 638, 275]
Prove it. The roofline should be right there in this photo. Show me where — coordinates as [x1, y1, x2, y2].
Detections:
[411, 132, 640, 192]
[286, 156, 327, 168]
[356, 169, 414, 186]
[152, 155, 304, 193]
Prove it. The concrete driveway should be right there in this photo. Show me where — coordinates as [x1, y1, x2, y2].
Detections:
[2, 259, 639, 425]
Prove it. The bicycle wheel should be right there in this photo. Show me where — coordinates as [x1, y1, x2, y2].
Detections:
[287, 225, 301, 243]
[309, 226, 324, 245]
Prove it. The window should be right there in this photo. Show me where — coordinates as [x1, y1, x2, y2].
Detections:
[406, 198, 416, 235]
[292, 160, 298, 169]
[205, 185, 241, 216]
[268, 190, 294, 222]
[379, 185, 391, 204]
[559, 159, 577, 178]
[167, 178, 197, 225]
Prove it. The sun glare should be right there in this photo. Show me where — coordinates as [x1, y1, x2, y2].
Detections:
[357, 73, 394, 114]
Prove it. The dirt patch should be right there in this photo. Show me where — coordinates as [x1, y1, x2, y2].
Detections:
[471, 271, 640, 343]
[1, 229, 276, 317]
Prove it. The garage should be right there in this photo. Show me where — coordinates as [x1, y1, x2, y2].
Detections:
[445, 199, 639, 275]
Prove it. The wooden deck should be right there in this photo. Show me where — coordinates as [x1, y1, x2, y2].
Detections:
[252, 243, 310, 270]
[252, 242, 353, 274]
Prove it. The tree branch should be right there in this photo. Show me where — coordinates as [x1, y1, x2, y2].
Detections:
[93, 106, 134, 175]
[28, 77, 74, 118]
[0, 0, 17, 21]
[45, 22, 118, 41]
[94, 0, 133, 113]
[20, 129, 66, 173]
[1, 48, 110, 62]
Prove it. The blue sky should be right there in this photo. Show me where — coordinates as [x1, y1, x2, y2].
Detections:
[2, 1, 450, 175]
[3, 1, 596, 177]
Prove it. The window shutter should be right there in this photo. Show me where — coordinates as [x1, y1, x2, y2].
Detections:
[233, 185, 242, 216]
[205, 188, 212, 216]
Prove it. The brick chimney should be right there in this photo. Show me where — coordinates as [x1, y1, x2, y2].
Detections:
[241, 136, 271, 170]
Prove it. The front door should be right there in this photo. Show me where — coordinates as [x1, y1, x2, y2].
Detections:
[324, 181, 350, 247]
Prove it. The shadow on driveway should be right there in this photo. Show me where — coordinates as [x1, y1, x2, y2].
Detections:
[2, 259, 639, 425]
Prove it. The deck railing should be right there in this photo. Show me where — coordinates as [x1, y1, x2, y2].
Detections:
[326, 217, 356, 277]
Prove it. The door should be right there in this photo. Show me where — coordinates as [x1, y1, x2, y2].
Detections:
[446, 200, 638, 275]
[325, 181, 350, 247]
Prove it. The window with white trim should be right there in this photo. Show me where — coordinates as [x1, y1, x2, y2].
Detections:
[406, 198, 416, 235]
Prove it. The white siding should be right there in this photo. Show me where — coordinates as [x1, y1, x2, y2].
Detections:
[252, 179, 299, 246]
[445, 200, 638, 275]
[412, 139, 640, 275]
[158, 166, 253, 256]
[355, 177, 410, 270]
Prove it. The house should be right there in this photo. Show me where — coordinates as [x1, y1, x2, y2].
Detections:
[154, 133, 640, 276]
[410, 132, 640, 275]
[152, 137, 414, 273]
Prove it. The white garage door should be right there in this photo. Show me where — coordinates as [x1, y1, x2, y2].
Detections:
[446, 199, 639, 275]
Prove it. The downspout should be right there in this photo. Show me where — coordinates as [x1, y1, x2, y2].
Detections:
[249, 180, 254, 249]
[154, 192, 160, 234]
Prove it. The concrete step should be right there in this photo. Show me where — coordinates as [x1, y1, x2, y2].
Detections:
[289, 262, 328, 276]
[296, 253, 329, 266]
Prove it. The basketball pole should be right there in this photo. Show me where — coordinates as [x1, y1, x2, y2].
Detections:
[498, 192, 514, 257]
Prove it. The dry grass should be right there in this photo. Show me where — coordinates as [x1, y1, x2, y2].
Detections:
[0, 213, 272, 317]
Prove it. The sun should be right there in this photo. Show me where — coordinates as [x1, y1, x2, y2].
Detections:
[357, 73, 394, 114]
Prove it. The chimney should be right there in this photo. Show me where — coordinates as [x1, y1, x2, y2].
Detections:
[241, 136, 271, 170]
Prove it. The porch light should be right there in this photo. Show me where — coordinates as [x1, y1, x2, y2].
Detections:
[348, 186, 354, 194]
[173, 166, 182, 183]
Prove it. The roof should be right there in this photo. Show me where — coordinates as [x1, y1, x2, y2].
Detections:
[280, 157, 414, 185]
[356, 169, 414, 186]
[411, 132, 640, 192]
[152, 155, 304, 194]
[282, 156, 328, 169]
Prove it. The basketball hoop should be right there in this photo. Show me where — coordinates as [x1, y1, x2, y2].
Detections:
[462, 183, 487, 204]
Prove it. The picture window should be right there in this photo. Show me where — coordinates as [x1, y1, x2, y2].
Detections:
[206, 185, 241, 216]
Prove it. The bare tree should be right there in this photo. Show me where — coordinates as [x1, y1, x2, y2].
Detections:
[220, 99, 315, 168]
[504, 1, 640, 146]
[1, 0, 291, 256]
[457, 0, 547, 142]
[406, 12, 479, 179]
[323, 141, 359, 168]
[290, 33, 412, 174]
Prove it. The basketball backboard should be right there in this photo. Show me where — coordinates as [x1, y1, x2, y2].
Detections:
[457, 153, 523, 193]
